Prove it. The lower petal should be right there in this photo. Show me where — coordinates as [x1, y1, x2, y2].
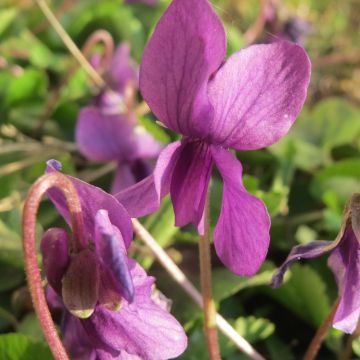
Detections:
[82, 260, 187, 360]
[115, 141, 183, 218]
[211, 146, 271, 276]
[170, 141, 213, 234]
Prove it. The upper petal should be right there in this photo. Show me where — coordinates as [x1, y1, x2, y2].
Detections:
[211, 146, 271, 276]
[115, 141, 183, 218]
[46, 160, 133, 248]
[170, 141, 213, 234]
[140, 0, 226, 137]
[82, 260, 187, 359]
[207, 41, 311, 150]
[328, 228, 360, 333]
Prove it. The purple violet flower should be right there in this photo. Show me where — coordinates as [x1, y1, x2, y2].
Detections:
[272, 194, 360, 333]
[116, 0, 311, 276]
[42, 159, 187, 359]
[76, 43, 162, 193]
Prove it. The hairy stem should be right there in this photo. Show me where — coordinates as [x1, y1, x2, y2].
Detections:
[304, 297, 340, 360]
[22, 172, 86, 360]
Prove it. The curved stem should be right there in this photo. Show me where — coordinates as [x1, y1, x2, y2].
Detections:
[304, 297, 340, 360]
[22, 172, 85, 360]
[339, 320, 360, 360]
[82, 30, 114, 71]
[198, 194, 221, 360]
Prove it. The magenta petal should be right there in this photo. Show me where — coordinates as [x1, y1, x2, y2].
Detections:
[208, 41, 311, 150]
[328, 228, 360, 333]
[76, 107, 138, 162]
[40, 228, 70, 294]
[115, 141, 183, 218]
[108, 43, 138, 94]
[271, 240, 334, 288]
[95, 210, 134, 302]
[170, 141, 213, 234]
[83, 260, 187, 360]
[140, 0, 226, 138]
[46, 160, 133, 249]
[211, 146, 271, 275]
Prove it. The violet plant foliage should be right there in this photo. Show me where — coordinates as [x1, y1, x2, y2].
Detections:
[76, 43, 162, 193]
[272, 194, 360, 334]
[41, 160, 187, 360]
[116, 0, 311, 276]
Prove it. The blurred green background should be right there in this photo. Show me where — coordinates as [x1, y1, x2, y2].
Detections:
[0, 0, 360, 359]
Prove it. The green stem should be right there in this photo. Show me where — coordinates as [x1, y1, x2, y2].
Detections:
[199, 193, 221, 360]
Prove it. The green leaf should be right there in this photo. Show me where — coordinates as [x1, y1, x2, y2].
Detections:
[4, 69, 48, 108]
[352, 336, 360, 357]
[137, 117, 170, 144]
[311, 159, 360, 204]
[212, 262, 274, 302]
[0, 333, 52, 360]
[234, 316, 275, 343]
[0, 8, 16, 36]
[16, 314, 44, 342]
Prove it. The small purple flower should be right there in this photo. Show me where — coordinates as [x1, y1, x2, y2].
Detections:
[272, 194, 360, 333]
[76, 43, 162, 193]
[116, 0, 311, 276]
[42, 160, 187, 359]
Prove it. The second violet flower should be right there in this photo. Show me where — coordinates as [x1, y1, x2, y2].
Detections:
[116, 0, 311, 276]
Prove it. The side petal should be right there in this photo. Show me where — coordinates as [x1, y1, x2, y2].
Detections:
[211, 146, 271, 276]
[82, 260, 187, 360]
[207, 41, 311, 150]
[115, 141, 183, 218]
[140, 0, 226, 137]
[170, 141, 213, 234]
[46, 160, 133, 249]
[40, 228, 70, 294]
[271, 240, 335, 288]
[76, 107, 138, 162]
[95, 210, 134, 303]
[328, 228, 360, 333]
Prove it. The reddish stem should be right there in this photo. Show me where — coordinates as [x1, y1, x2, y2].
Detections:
[304, 297, 340, 360]
[22, 172, 86, 360]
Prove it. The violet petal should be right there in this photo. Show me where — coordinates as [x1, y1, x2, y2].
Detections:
[95, 209, 134, 303]
[271, 240, 335, 288]
[40, 228, 70, 294]
[46, 159, 133, 249]
[115, 141, 182, 218]
[211, 146, 271, 276]
[328, 228, 360, 333]
[82, 260, 187, 359]
[140, 0, 226, 138]
[170, 141, 213, 234]
[207, 41, 311, 150]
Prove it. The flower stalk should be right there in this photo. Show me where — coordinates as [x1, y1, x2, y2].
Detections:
[304, 297, 340, 360]
[198, 193, 221, 359]
[22, 172, 86, 360]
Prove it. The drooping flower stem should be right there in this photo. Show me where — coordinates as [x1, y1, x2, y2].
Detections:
[198, 193, 221, 360]
[132, 219, 265, 359]
[22, 172, 86, 360]
[304, 297, 340, 360]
